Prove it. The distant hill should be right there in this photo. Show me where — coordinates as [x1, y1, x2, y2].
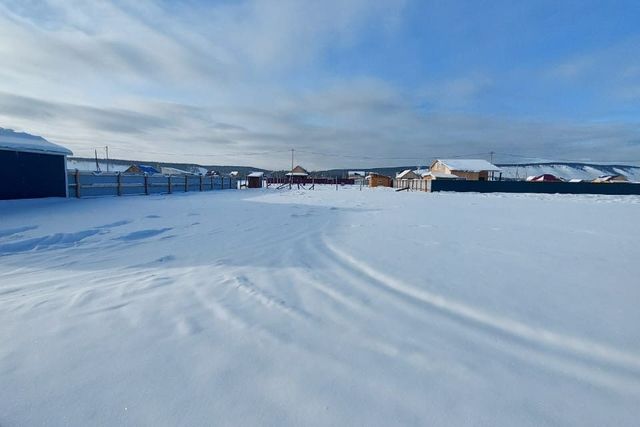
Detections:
[496, 162, 640, 181]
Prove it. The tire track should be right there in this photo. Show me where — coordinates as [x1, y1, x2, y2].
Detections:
[322, 236, 640, 394]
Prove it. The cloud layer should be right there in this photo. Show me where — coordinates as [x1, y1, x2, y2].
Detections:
[0, 0, 638, 169]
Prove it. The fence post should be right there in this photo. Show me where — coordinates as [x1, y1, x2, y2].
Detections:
[75, 169, 81, 198]
[117, 172, 122, 196]
[144, 174, 149, 195]
[168, 175, 172, 194]
[184, 175, 188, 192]
[210, 175, 214, 190]
[199, 175, 203, 191]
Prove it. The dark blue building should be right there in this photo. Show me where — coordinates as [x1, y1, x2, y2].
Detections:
[0, 128, 73, 200]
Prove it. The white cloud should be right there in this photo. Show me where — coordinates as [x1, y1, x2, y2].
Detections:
[0, 0, 638, 169]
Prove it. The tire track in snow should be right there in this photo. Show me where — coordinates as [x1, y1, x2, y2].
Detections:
[322, 237, 640, 393]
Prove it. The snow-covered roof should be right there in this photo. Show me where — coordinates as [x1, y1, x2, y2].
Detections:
[0, 128, 72, 156]
[396, 169, 418, 179]
[161, 166, 196, 176]
[435, 159, 501, 172]
[247, 171, 264, 178]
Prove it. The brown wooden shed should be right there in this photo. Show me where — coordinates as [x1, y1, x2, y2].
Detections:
[368, 173, 392, 188]
[247, 171, 264, 188]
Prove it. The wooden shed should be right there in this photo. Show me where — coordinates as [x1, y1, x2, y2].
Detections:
[247, 171, 265, 188]
[368, 173, 392, 188]
[430, 159, 501, 181]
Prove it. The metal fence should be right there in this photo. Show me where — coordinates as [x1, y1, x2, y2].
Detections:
[430, 179, 640, 195]
[391, 178, 640, 195]
[67, 170, 238, 198]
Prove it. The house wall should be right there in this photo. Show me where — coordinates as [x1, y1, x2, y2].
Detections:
[430, 162, 451, 175]
[369, 175, 392, 188]
[430, 161, 490, 181]
[0, 150, 67, 200]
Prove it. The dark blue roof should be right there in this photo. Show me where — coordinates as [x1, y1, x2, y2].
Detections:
[137, 164, 159, 174]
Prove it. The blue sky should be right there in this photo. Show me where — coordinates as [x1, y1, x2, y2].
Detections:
[0, 0, 639, 168]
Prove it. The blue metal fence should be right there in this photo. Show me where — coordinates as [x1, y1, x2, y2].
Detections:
[429, 179, 640, 195]
[67, 170, 238, 198]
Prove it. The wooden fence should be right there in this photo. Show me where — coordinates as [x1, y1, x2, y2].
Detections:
[67, 170, 238, 198]
[393, 178, 427, 191]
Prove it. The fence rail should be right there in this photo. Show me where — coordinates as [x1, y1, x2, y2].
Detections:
[68, 170, 238, 198]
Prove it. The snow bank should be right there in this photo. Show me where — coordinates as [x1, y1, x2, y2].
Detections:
[1, 187, 639, 426]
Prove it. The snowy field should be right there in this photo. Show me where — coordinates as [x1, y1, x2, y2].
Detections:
[1, 187, 640, 426]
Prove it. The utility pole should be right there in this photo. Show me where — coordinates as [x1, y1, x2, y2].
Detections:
[489, 151, 495, 180]
[291, 148, 294, 172]
[94, 149, 101, 172]
[105, 146, 110, 172]
[289, 148, 294, 188]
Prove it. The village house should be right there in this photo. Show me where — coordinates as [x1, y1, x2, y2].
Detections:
[593, 174, 629, 183]
[286, 165, 309, 183]
[124, 164, 160, 175]
[430, 159, 501, 181]
[526, 174, 563, 182]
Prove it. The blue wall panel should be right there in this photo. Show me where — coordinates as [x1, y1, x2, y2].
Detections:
[0, 150, 67, 200]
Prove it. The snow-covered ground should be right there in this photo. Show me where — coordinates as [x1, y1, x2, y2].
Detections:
[1, 187, 639, 426]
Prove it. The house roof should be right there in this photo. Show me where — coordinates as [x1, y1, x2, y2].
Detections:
[435, 159, 501, 172]
[288, 165, 309, 175]
[160, 166, 196, 175]
[396, 169, 418, 179]
[527, 174, 562, 182]
[0, 128, 72, 156]
[247, 171, 264, 178]
[128, 164, 159, 174]
[595, 174, 628, 182]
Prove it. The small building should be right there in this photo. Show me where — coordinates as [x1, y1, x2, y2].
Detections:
[348, 171, 366, 179]
[286, 165, 309, 183]
[593, 174, 628, 183]
[124, 164, 159, 174]
[367, 173, 392, 188]
[0, 128, 72, 200]
[247, 171, 265, 188]
[526, 174, 563, 182]
[430, 159, 501, 181]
